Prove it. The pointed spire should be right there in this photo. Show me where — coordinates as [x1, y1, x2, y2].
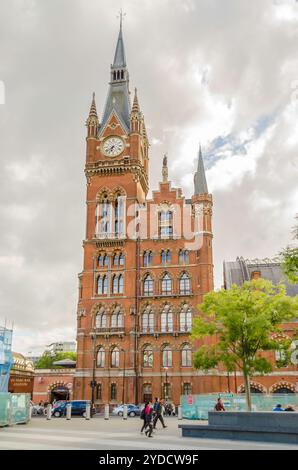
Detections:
[132, 88, 140, 113]
[113, 15, 126, 67]
[101, 20, 130, 133]
[86, 92, 99, 138]
[88, 92, 98, 119]
[194, 145, 208, 195]
[162, 153, 168, 183]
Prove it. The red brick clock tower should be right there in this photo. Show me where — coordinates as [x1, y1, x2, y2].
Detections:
[74, 23, 215, 406]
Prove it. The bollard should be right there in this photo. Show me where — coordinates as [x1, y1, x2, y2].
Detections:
[104, 404, 109, 420]
[46, 404, 52, 420]
[123, 404, 128, 420]
[178, 405, 182, 420]
[66, 403, 72, 420]
[29, 405, 33, 421]
[85, 403, 91, 420]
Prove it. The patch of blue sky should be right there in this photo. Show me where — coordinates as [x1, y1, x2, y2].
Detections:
[204, 111, 278, 169]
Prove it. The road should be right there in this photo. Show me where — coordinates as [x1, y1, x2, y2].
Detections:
[0, 416, 297, 450]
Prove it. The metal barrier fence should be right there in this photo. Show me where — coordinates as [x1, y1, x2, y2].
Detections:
[181, 393, 298, 420]
[0, 393, 30, 426]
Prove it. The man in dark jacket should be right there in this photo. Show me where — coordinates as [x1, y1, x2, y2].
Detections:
[153, 397, 167, 429]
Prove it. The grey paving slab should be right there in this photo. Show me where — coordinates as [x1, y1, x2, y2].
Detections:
[0, 416, 297, 450]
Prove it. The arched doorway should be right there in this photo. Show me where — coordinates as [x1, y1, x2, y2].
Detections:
[50, 385, 70, 403]
[238, 381, 266, 394]
[143, 384, 152, 403]
[270, 381, 296, 394]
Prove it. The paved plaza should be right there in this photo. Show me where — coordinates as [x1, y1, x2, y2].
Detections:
[0, 416, 298, 450]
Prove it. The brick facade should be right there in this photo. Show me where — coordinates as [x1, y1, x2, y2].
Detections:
[74, 26, 214, 406]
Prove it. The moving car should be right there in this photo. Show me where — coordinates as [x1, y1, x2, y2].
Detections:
[112, 404, 140, 417]
[51, 400, 94, 418]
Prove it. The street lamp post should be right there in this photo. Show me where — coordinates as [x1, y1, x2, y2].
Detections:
[121, 349, 126, 405]
[164, 367, 168, 401]
[90, 332, 97, 415]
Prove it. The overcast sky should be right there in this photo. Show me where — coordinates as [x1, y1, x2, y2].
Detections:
[0, 0, 297, 355]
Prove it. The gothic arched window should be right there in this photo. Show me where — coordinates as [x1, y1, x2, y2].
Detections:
[97, 347, 105, 368]
[179, 273, 191, 295]
[111, 383, 117, 400]
[183, 383, 192, 395]
[113, 253, 119, 266]
[111, 347, 120, 368]
[100, 197, 111, 237]
[143, 274, 154, 296]
[96, 383, 102, 400]
[161, 273, 172, 295]
[118, 274, 124, 294]
[142, 306, 154, 333]
[181, 344, 192, 367]
[112, 275, 118, 294]
[119, 253, 124, 265]
[95, 310, 107, 329]
[179, 250, 189, 264]
[180, 305, 192, 332]
[143, 345, 153, 368]
[143, 251, 153, 267]
[162, 345, 172, 367]
[111, 307, 123, 328]
[97, 275, 107, 295]
[161, 304, 173, 332]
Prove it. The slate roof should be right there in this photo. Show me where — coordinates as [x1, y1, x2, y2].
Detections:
[223, 256, 298, 297]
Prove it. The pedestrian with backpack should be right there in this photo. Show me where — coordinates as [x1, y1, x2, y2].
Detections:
[140, 402, 148, 434]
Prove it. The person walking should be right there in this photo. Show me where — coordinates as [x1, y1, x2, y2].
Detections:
[140, 402, 148, 434]
[153, 397, 167, 429]
[214, 398, 225, 411]
[144, 402, 154, 438]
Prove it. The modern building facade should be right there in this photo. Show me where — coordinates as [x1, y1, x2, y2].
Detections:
[74, 23, 214, 405]
[46, 342, 76, 356]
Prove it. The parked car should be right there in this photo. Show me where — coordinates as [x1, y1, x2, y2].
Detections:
[51, 400, 94, 418]
[112, 404, 141, 417]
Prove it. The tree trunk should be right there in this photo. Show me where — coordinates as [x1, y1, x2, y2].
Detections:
[243, 371, 252, 411]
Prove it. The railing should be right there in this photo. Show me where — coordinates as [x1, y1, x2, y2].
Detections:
[95, 327, 125, 335]
[140, 329, 191, 335]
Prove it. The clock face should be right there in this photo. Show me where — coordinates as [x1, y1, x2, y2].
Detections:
[102, 137, 124, 157]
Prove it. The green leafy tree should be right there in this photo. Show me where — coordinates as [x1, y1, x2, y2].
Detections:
[280, 246, 298, 284]
[192, 279, 298, 411]
[280, 214, 298, 283]
[35, 351, 76, 369]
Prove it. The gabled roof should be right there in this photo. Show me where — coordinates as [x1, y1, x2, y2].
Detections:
[101, 83, 130, 134]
